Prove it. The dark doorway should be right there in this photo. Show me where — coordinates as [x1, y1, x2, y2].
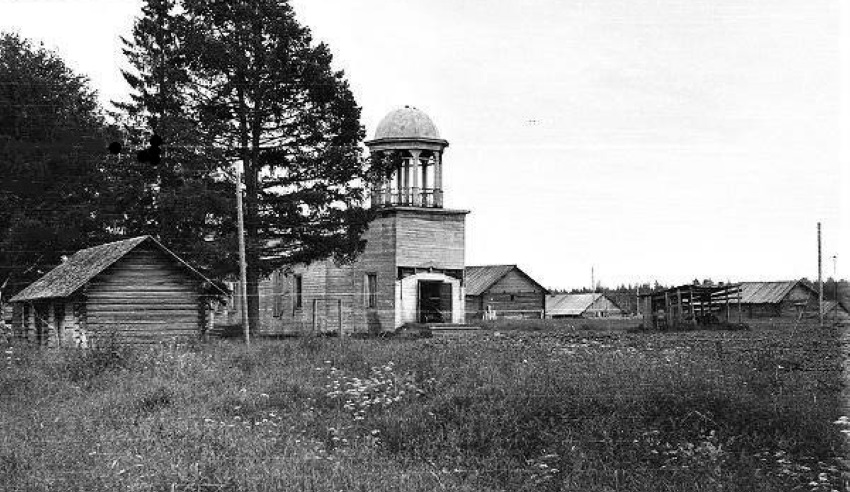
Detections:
[418, 281, 452, 323]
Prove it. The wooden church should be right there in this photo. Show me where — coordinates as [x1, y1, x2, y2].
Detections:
[232, 106, 470, 335]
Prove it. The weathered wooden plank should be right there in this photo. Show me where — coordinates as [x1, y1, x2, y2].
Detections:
[88, 316, 199, 324]
[88, 318, 198, 325]
[87, 293, 199, 300]
[91, 328, 199, 334]
[87, 304, 199, 311]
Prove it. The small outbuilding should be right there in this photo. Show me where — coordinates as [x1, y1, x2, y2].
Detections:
[731, 281, 818, 319]
[10, 236, 226, 346]
[546, 293, 624, 319]
[464, 265, 548, 321]
[816, 300, 850, 324]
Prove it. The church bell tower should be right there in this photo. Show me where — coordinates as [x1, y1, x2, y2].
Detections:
[363, 106, 469, 327]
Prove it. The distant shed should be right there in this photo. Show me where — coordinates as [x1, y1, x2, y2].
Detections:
[10, 236, 225, 346]
[815, 300, 850, 324]
[464, 265, 548, 321]
[731, 281, 817, 319]
[546, 293, 624, 319]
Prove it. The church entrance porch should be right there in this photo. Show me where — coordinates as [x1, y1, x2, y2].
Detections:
[418, 280, 452, 323]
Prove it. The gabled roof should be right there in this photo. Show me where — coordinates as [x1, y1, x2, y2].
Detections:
[11, 236, 226, 302]
[464, 265, 548, 296]
[546, 293, 604, 316]
[737, 281, 814, 304]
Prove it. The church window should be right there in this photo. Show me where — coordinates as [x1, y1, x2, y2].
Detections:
[366, 273, 377, 308]
[294, 274, 303, 309]
[272, 271, 284, 317]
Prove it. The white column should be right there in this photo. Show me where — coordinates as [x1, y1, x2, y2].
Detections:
[410, 150, 421, 206]
[434, 150, 443, 207]
[403, 157, 410, 204]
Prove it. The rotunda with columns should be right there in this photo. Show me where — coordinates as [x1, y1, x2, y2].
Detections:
[366, 106, 449, 208]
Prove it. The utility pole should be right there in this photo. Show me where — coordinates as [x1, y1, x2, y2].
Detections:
[636, 283, 640, 317]
[817, 222, 823, 328]
[591, 266, 595, 293]
[832, 255, 838, 327]
[236, 163, 250, 344]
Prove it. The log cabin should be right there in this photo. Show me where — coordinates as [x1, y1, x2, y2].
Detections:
[464, 265, 548, 321]
[10, 236, 226, 346]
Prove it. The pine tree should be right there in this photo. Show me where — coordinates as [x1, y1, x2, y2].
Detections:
[123, 0, 374, 331]
[113, 0, 237, 278]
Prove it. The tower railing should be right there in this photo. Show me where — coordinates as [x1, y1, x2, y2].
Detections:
[370, 187, 443, 208]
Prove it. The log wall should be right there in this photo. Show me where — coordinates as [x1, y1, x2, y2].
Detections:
[84, 246, 203, 343]
[465, 269, 545, 321]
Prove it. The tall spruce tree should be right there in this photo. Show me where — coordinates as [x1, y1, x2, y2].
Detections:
[0, 33, 114, 297]
[114, 0, 237, 278]
[123, 0, 376, 331]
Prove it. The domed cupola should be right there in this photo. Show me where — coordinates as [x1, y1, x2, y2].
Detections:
[366, 106, 449, 208]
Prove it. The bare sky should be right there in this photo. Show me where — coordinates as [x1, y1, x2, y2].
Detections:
[2, 0, 847, 289]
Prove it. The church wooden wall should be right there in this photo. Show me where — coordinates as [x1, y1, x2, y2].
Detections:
[244, 208, 468, 334]
[394, 209, 465, 269]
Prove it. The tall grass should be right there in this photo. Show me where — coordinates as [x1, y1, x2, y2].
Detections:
[0, 324, 846, 491]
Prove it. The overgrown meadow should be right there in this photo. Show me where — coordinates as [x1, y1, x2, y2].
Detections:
[1, 322, 848, 491]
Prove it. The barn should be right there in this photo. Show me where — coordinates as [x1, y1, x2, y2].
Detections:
[464, 265, 548, 321]
[10, 236, 225, 346]
[728, 281, 818, 319]
[546, 293, 624, 319]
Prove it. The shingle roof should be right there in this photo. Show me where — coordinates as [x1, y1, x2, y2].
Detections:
[10, 236, 225, 302]
[737, 281, 813, 304]
[464, 265, 516, 296]
[546, 293, 603, 316]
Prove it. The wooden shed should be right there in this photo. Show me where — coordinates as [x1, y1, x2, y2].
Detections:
[545, 293, 624, 319]
[9, 236, 226, 346]
[814, 300, 850, 325]
[464, 265, 548, 321]
[728, 281, 818, 319]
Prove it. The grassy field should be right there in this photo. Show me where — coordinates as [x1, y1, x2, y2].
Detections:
[1, 322, 848, 491]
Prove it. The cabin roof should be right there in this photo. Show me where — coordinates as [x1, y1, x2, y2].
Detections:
[737, 281, 814, 304]
[546, 293, 617, 316]
[10, 236, 225, 302]
[464, 265, 548, 296]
